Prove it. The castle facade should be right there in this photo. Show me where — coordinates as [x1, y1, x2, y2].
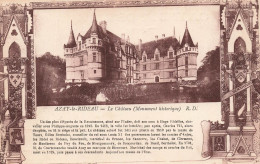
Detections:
[64, 11, 198, 84]
[64, 11, 139, 84]
[138, 23, 198, 83]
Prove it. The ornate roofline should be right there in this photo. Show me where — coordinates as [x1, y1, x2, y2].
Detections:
[2, 15, 27, 45]
[226, 8, 251, 40]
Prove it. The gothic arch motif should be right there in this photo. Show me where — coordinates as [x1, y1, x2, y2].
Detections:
[7, 42, 22, 72]
[9, 42, 21, 58]
[234, 37, 246, 54]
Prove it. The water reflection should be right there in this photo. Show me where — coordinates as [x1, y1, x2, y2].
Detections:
[110, 87, 209, 104]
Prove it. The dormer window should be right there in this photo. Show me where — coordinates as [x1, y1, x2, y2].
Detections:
[93, 38, 96, 44]
[143, 56, 146, 62]
[169, 52, 174, 59]
[155, 54, 159, 61]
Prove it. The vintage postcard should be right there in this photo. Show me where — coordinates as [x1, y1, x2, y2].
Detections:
[0, 0, 260, 164]
[34, 5, 220, 106]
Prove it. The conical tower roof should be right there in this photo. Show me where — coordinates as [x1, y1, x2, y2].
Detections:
[65, 20, 76, 48]
[90, 9, 99, 34]
[180, 22, 195, 48]
[84, 9, 104, 39]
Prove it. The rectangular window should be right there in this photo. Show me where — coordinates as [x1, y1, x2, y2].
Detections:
[169, 72, 173, 78]
[94, 70, 97, 74]
[117, 60, 120, 67]
[79, 41, 81, 50]
[169, 61, 173, 68]
[136, 64, 139, 70]
[185, 56, 188, 66]
[93, 53, 96, 62]
[143, 65, 146, 71]
[169, 52, 173, 59]
[125, 45, 128, 53]
[185, 69, 188, 76]
[80, 71, 84, 79]
[143, 73, 146, 78]
[155, 63, 159, 70]
[79, 56, 83, 66]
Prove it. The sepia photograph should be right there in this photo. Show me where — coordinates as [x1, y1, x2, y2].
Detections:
[34, 6, 220, 106]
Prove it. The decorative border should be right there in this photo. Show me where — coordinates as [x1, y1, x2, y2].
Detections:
[0, 0, 231, 163]
[29, 0, 221, 9]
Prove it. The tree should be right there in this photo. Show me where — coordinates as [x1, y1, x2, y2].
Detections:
[36, 52, 66, 106]
[197, 47, 220, 102]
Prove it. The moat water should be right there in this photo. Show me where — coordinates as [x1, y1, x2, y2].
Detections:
[107, 88, 212, 104]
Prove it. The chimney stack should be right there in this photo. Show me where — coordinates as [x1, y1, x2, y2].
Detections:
[155, 35, 158, 42]
[162, 34, 165, 38]
[99, 21, 107, 34]
[173, 26, 176, 38]
[127, 35, 130, 42]
[139, 39, 142, 51]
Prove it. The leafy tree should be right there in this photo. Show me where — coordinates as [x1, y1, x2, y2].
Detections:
[36, 52, 66, 106]
[197, 47, 220, 101]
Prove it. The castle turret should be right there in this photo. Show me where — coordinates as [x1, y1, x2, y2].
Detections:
[177, 22, 198, 81]
[90, 10, 101, 38]
[64, 20, 76, 48]
[180, 21, 195, 48]
[84, 9, 103, 39]
[83, 10, 105, 83]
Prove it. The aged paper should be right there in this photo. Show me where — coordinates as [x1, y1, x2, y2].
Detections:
[0, 0, 260, 164]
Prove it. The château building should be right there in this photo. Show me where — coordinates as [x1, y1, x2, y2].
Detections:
[138, 23, 198, 83]
[64, 11, 198, 84]
[64, 11, 139, 84]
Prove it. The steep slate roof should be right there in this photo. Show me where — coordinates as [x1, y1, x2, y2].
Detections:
[180, 23, 195, 48]
[140, 36, 180, 59]
[64, 21, 76, 48]
[65, 10, 137, 53]
[83, 10, 105, 39]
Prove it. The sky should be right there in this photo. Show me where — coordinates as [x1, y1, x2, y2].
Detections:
[34, 5, 220, 66]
